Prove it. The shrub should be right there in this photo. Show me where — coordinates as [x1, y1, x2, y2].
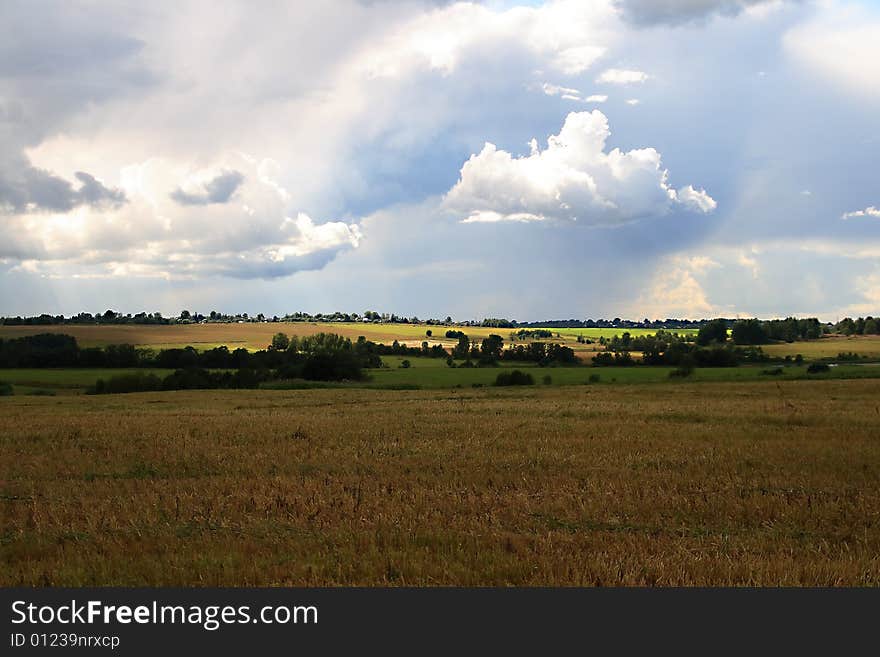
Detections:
[91, 372, 163, 394]
[588, 374, 601, 384]
[0, 381, 13, 396]
[495, 370, 534, 386]
[400, 359, 411, 369]
[542, 375, 552, 385]
[669, 366, 694, 378]
[807, 363, 830, 374]
[761, 367, 784, 376]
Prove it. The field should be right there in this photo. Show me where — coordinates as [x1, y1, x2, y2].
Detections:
[2, 379, 879, 586]
[0, 322, 694, 352]
[4, 323, 880, 361]
[2, 362, 880, 396]
[760, 334, 880, 360]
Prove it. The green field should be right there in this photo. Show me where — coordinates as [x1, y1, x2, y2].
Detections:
[0, 368, 176, 394]
[3, 361, 879, 395]
[361, 361, 880, 389]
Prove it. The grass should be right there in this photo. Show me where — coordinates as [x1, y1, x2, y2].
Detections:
[356, 360, 880, 389]
[0, 368, 175, 393]
[1, 362, 878, 394]
[1, 379, 879, 586]
[760, 335, 880, 360]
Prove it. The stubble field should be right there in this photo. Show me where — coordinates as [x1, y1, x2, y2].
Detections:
[2, 379, 878, 586]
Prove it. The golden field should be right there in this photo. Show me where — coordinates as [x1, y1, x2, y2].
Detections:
[0, 321, 614, 353]
[2, 379, 879, 586]
[2, 323, 878, 360]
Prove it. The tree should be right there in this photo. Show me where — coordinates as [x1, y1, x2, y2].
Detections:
[452, 334, 470, 359]
[731, 319, 768, 345]
[270, 332, 290, 351]
[697, 319, 728, 346]
[480, 334, 504, 363]
[425, 329, 432, 337]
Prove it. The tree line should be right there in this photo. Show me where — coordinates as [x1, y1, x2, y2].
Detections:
[834, 316, 879, 336]
[0, 331, 580, 375]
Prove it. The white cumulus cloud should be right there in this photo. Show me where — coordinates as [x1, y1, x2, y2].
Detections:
[443, 110, 715, 226]
[1, 153, 360, 279]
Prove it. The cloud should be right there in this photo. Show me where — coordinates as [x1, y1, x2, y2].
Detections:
[615, 0, 783, 27]
[842, 206, 880, 220]
[541, 84, 608, 104]
[1, 154, 359, 279]
[1, 0, 878, 320]
[0, 159, 126, 214]
[677, 184, 717, 212]
[784, 9, 880, 100]
[553, 45, 608, 75]
[630, 255, 718, 318]
[444, 110, 715, 226]
[596, 68, 649, 84]
[358, 2, 616, 78]
[542, 83, 581, 98]
[170, 169, 245, 205]
[73, 172, 127, 208]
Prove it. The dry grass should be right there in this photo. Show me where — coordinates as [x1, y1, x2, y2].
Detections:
[761, 334, 880, 360]
[0, 322, 486, 350]
[2, 380, 879, 586]
[3, 324, 879, 361]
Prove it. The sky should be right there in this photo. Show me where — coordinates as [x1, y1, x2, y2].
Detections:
[1, 0, 878, 321]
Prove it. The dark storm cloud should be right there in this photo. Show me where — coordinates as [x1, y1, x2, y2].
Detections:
[615, 0, 782, 26]
[170, 170, 245, 206]
[0, 160, 127, 214]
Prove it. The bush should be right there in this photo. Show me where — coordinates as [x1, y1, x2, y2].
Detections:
[91, 372, 163, 394]
[494, 370, 534, 386]
[669, 366, 694, 378]
[761, 367, 784, 376]
[0, 381, 13, 396]
[399, 359, 411, 369]
[542, 375, 552, 385]
[591, 351, 634, 367]
[807, 363, 830, 374]
[588, 373, 601, 384]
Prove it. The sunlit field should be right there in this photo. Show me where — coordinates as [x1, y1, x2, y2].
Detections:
[760, 334, 880, 360]
[0, 322, 697, 351]
[2, 379, 878, 586]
